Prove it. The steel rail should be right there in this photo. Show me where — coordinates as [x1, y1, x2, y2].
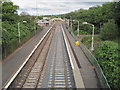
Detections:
[22, 30, 54, 88]
[61, 24, 85, 88]
[61, 36, 68, 88]
[51, 32, 58, 88]
[3, 23, 55, 89]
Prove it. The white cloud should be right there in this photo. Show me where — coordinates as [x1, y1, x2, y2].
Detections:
[11, 0, 111, 15]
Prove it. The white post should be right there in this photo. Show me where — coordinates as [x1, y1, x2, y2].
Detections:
[77, 21, 79, 36]
[70, 16, 72, 30]
[18, 22, 21, 44]
[82, 22, 95, 51]
[34, 18, 37, 34]
[71, 20, 72, 30]
[68, 19, 69, 27]
[18, 21, 27, 45]
[91, 25, 94, 51]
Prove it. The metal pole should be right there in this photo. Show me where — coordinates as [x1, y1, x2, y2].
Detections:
[71, 20, 72, 30]
[34, 20, 36, 34]
[77, 21, 79, 36]
[91, 25, 94, 51]
[70, 16, 72, 30]
[18, 22, 21, 44]
[68, 19, 69, 27]
[35, 0, 38, 34]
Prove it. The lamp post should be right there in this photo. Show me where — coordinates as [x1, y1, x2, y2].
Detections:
[18, 21, 27, 45]
[34, 19, 36, 34]
[70, 16, 72, 30]
[67, 19, 70, 27]
[77, 21, 80, 36]
[73, 20, 80, 36]
[82, 22, 95, 51]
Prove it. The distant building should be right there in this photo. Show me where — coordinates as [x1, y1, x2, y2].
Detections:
[37, 19, 49, 26]
[43, 17, 51, 20]
[50, 18, 64, 22]
[37, 18, 64, 27]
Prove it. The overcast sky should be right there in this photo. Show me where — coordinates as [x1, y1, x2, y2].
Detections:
[11, 0, 113, 16]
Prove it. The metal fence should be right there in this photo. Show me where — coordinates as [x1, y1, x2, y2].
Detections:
[68, 28, 111, 89]
[80, 41, 110, 89]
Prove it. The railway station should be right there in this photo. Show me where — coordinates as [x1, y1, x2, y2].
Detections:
[1, 0, 119, 89]
[2, 21, 108, 89]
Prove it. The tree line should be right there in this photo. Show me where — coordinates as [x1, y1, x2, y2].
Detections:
[2, 2, 42, 59]
[61, 2, 120, 40]
[59, 2, 120, 89]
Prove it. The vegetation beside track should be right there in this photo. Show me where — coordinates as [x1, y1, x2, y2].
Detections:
[2, 2, 42, 59]
[58, 2, 120, 89]
[81, 35, 119, 89]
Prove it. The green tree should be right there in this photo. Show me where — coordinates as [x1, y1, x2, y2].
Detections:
[2, 2, 42, 59]
[2, 2, 19, 22]
[95, 41, 119, 89]
[112, 1, 120, 36]
[100, 19, 118, 40]
[20, 11, 29, 16]
[38, 16, 43, 20]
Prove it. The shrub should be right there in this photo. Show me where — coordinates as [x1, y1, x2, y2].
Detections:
[100, 19, 118, 40]
[95, 41, 120, 89]
[81, 35, 101, 49]
[79, 30, 89, 35]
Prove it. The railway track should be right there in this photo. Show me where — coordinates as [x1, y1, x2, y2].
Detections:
[3, 23, 55, 89]
[3, 22, 84, 89]
[39, 24, 75, 88]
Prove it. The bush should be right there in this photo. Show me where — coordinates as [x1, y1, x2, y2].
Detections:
[74, 30, 89, 35]
[81, 35, 101, 49]
[79, 30, 89, 35]
[2, 19, 42, 59]
[95, 41, 120, 89]
[81, 36, 92, 48]
[100, 19, 118, 40]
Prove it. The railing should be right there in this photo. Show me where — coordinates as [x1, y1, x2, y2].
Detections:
[80, 41, 110, 89]
[67, 26, 111, 89]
